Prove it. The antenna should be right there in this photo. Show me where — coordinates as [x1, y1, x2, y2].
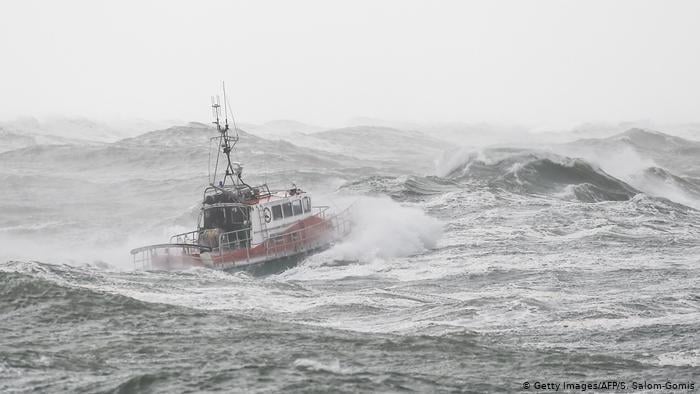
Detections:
[209, 81, 244, 189]
[221, 82, 239, 141]
[222, 82, 229, 129]
[211, 95, 223, 132]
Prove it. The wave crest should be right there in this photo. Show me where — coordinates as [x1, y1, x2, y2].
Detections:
[440, 148, 639, 202]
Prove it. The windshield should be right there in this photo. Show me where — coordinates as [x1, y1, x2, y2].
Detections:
[203, 206, 250, 231]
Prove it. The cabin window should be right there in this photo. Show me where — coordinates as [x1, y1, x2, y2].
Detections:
[272, 205, 283, 220]
[227, 207, 248, 227]
[302, 197, 311, 213]
[293, 200, 303, 215]
[203, 207, 225, 229]
[282, 202, 293, 218]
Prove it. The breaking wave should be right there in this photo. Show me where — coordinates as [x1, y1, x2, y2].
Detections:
[439, 148, 639, 202]
[301, 196, 442, 265]
[628, 167, 700, 209]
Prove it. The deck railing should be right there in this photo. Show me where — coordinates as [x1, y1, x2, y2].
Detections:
[131, 243, 212, 270]
[170, 230, 199, 245]
[133, 205, 353, 269]
[215, 205, 353, 265]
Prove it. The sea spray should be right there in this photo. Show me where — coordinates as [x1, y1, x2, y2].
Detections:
[325, 196, 443, 262]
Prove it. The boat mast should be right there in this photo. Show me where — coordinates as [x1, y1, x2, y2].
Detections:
[211, 82, 241, 188]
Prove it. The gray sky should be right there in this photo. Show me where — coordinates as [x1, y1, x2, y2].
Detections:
[1, 0, 699, 127]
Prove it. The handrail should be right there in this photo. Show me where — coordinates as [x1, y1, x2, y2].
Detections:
[203, 183, 272, 202]
[218, 228, 251, 251]
[130, 243, 212, 255]
[134, 204, 354, 270]
[170, 230, 199, 245]
[214, 205, 353, 263]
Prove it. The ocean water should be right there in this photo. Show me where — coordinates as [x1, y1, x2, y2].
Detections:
[1, 124, 699, 392]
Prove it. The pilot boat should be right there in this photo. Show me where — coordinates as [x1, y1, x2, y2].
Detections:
[130, 90, 352, 274]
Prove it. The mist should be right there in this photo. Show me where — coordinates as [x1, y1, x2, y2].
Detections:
[2, 0, 700, 127]
[2, 2, 700, 392]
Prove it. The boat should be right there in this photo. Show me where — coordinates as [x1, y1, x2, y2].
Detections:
[130, 88, 352, 274]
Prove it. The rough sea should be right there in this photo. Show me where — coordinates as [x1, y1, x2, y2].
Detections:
[1, 121, 698, 392]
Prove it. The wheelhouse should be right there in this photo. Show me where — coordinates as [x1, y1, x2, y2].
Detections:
[201, 204, 251, 232]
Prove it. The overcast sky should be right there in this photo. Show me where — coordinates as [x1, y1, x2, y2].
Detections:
[1, 0, 699, 127]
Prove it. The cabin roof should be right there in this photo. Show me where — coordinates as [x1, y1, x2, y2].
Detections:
[202, 190, 309, 208]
